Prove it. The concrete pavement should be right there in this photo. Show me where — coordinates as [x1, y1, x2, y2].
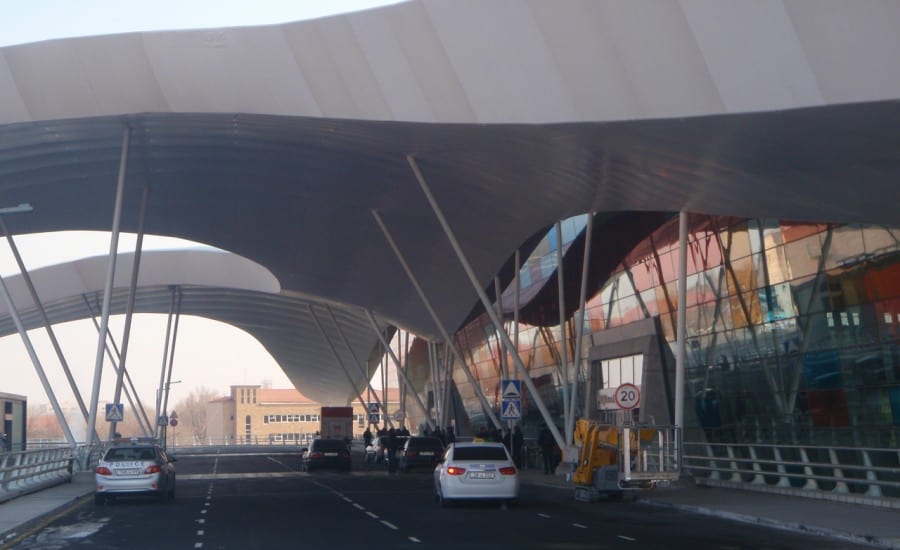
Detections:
[3, 461, 899, 549]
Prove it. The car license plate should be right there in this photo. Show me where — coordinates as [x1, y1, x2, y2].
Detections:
[469, 471, 495, 479]
[117, 468, 142, 476]
[324, 452, 338, 457]
[420, 452, 434, 456]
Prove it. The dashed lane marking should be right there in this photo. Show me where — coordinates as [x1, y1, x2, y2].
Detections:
[201, 509, 207, 514]
[194, 543, 203, 548]
[618, 535, 636, 541]
[353, 504, 365, 510]
[197, 519, 205, 524]
[381, 521, 399, 530]
[343, 497, 353, 503]
[197, 530, 205, 536]
[537, 513, 551, 518]
[365, 511, 379, 520]
[573, 523, 587, 529]
[409, 537, 421, 543]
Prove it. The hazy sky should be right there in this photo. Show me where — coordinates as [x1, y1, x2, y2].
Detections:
[0, 1, 401, 415]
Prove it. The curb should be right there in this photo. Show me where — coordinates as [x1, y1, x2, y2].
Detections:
[639, 497, 900, 550]
[0, 491, 93, 549]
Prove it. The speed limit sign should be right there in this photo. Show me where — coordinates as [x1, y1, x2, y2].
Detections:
[614, 383, 641, 410]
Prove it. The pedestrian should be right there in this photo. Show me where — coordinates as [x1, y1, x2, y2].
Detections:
[538, 425, 555, 475]
[445, 425, 456, 445]
[512, 425, 524, 468]
[385, 428, 399, 473]
[0, 433, 9, 453]
[363, 427, 373, 448]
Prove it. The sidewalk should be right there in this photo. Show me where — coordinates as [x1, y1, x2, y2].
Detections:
[517, 467, 900, 549]
[0, 472, 95, 546]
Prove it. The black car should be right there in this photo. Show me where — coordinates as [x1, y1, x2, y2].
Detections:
[398, 437, 445, 473]
[301, 439, 351, 472]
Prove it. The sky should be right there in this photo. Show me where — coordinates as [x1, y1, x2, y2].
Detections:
[0, 0, 402, 420]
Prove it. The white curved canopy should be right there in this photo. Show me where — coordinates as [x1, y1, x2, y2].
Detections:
[0, 0, 898, 404]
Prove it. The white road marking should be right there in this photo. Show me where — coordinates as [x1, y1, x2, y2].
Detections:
[365, 511, 379, 519]
[204, 502, 210, 507]
[197, 530, 205, 536]
[409, 537, 421, 543]
[618, 535, 636, 541]
[380, 520, 399, 530]
[537, 513, 551, 518]
[197, 519, 205, 524]
[194, 543, 203, 548]
[201, 509, 207, 514]
[353, 503, 365, 510]
[573, 523, 587, 529]
[206, 496, 212, 500]
[343, 497, 353, 503]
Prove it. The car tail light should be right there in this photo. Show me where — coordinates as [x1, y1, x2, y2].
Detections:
[446, 466, 466, 476]
[340, 452, 350, 459]
[96, 466, 112, 475]
[499, 466, 517, 475]
[406, 451, 416, 458]
[144, 465, 161, 474]
[310, 452, 323, 459]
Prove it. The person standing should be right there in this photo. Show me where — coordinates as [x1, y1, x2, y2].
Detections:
[512, 425, 524, 468]
[538, 425, 555, 475]
[363, 427, 373, 448]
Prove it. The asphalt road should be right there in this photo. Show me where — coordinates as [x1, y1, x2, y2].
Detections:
[6, 450, 868, 549]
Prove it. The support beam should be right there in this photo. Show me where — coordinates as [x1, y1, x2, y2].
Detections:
[569, 213, 593, 439]
[0, 273, 76, 446]
[308, 305, 380, 429]
[372, 210, 502, 430]
[324, 305, 394, 430]
[365, 311, 435, 431]
[555, 221, 571, 444]
[86, 126, 130, 452]
[155, 287, 177, 439]
[675, 210, 688, 464]
[110, 185, 149, 439]
[407, 155, 565, 450]
[82, 295, 152, 437]
[161, 290, 182, 433]
[0, 217, 90, 426]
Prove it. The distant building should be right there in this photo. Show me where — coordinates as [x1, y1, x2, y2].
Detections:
[206, 385, 401, 445]
[1, 392, 26, 452]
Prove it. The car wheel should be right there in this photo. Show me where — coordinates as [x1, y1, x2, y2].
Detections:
[94, 493, 105, 506]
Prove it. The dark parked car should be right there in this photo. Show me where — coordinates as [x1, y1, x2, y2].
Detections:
[398, 436, 445, 473]
[301, 438, 351, 472]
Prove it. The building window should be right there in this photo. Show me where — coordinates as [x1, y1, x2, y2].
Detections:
[600, 354, 644, 389]
[244, 415, 251, 443]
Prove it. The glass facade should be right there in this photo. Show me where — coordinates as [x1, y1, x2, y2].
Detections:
[419, 216, 900, 454]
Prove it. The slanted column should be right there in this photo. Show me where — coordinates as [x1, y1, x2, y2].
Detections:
[86, 126, 130, 452]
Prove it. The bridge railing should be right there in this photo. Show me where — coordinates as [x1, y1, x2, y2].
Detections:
[683, 440, 900, 505]
[0, 447, 76, 503]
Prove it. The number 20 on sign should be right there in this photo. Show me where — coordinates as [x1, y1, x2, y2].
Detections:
[614, 383, 641, 410]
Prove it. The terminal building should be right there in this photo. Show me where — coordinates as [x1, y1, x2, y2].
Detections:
[1, 392, 27, 452]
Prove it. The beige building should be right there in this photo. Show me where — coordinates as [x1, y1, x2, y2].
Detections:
[207, 385, 401, 445]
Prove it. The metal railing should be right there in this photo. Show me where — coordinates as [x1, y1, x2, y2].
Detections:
[683, 441, 900, 503]
[0, 447, 75, 503]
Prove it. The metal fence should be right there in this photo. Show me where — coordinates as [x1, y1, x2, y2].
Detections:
[683, 440, 900, 504]
[0, 447, 75, 503]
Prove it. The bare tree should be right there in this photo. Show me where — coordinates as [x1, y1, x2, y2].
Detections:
[173, 387, 220, 444]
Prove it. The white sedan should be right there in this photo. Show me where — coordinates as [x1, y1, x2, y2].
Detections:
[433, 442, 519, 507]
[94, 443, 176, 505]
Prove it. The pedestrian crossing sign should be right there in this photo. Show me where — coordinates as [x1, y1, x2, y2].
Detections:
[105, 403, 124, 422]
[501, 379, 521, 399]
[501, 399, 521, 420]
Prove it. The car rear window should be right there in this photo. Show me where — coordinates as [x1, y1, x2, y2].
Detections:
[313, 439, 347, 452]
[408, 438, 443, 451]
[452, 446, 508, 461]
[105, 447, 156, 461]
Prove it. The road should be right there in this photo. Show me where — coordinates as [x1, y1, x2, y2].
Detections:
[6, 450, 867, 549]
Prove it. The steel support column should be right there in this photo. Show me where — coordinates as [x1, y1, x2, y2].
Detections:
[0, 217, 91, 427]
[675, 210, 688, 464]
[110, 185, 149, 439]
[0, 273, 76, 446]
[555, 221, 571, 444]
[324, 306, 394, 430]
[407, 155, 565, 450]
[155, 287, 177, 438]
[371, 210, 502, 430]
[86, 126, 130, 452]
[308, 305, 379, 429]
[82, 295, 152, 437]
[365, 311, 435, 431]
[160, 290, 182, 434]
[569, 213, 593, 441]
